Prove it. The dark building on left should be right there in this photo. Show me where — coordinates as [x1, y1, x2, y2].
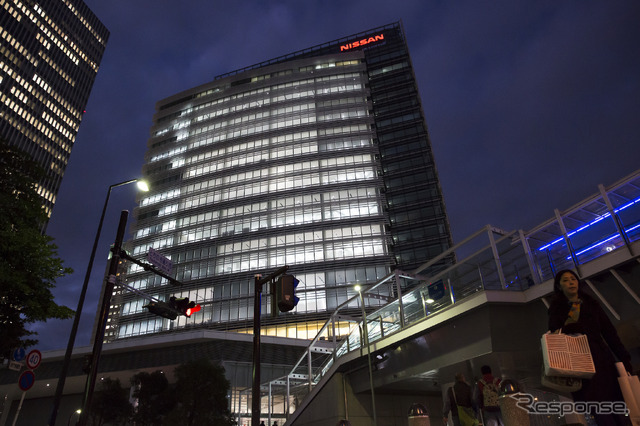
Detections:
[0, 0, 108, 226]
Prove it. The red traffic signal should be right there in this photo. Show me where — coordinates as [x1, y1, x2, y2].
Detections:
[170, 296, 201, 317]
[145, 297, 201, 319]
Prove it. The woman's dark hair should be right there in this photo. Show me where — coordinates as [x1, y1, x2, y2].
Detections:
[553, 269, 581, 295]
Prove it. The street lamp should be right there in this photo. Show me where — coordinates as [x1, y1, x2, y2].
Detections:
[67, 409, 81, 426]
[48, 178, 148, 426]
[354, 285, 377, 426]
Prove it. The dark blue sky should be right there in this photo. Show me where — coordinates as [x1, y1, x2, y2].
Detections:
[34, 0, 640, 351]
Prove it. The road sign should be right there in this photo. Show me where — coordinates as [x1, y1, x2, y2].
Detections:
[148, 247, 172, 275]
[18, 370, 35, 391]
[8, 361, 23, 371]
[12, 347, 26, 362]
[26, 350, 42, 370]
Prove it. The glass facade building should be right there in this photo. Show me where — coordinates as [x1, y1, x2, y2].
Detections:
[0, 0, 108, 222]
[111, 22, 453, 343]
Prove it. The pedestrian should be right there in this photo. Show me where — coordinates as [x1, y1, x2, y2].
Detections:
[443, 373, 478, 426]
[260, 422, 265, 426]
[548, 269, 633, 426]
[476, 365, 503, 426]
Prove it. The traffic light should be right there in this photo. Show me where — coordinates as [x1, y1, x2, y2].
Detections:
[170, 296, 202, 317]
[275, 274, 300, 312]
[82, 354, 93, 374]
[144, 297, 201, 319]
[144, 301, 178, 320]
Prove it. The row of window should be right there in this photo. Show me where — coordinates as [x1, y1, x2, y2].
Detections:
[186, 93, 366, 142]
[38, 43, 76, 87]
[155, 72, 362, 137]
[117, 285, 383, 340]
[149, 145, 186, 162]
[185, 129, 317, 164]
[32, 3, 100, 70]
[390, 204, 445, 225]
[394, 243, 450, 265]
[193, 101, 316, 131]
[143, 156, 376, 208]
[0, 93, 73, 156]
[186, 153, 374, 187]
[182, 237, 386, 278]
[140, 188, 180, 207]
[387, 170, 436, 190]
[122, 264, 387, 317]
[2, 51, 81, 122]
[217, 224, 384, 256]
[186, 139, 318, 172]
[393, 223, 449, 243]
[368, 61, 409, 77]
[117, 261, 389, 340]
[197, 70, 360, 108]
[139, 187, 378, 237]
[387, 189, 441, 209]
[133, 198, 382, 255]
[0, 73, 77, 152]
[318, 108, 367, 122]
[299, 59, 360, 72]
[137, 190, 381, 239]
[141, 162, 374, 224]
[377, 111, 421, 129]
[166, 102, 365, 168]
[1, 25, 37, 66]
[189, 112, 319, 145]
[178, 168, 377, 211]
[62, 0, 106, 45]
[182, 124, 369, 167]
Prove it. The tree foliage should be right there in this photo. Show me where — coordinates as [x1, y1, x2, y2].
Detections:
[130, 370, 175, 425]
[166, 358, 235, 426]
[89, 377, 132, 426]
[129, 360, 236, 426]
[0, 140, 73, 360]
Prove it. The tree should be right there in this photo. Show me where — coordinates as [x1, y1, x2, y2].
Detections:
[0, 140, 73, 360]
[165, 358, 236, 426]
[89, 377, 132, 426]
[130, 370, 175, 425]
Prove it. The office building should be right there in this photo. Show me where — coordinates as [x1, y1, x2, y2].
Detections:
[0, 0, 108, 223]
[111, 22, 453, 344]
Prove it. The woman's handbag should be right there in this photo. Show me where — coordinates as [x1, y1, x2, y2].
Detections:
[616, 362, 640, 426]
[451, 386, 479, 426]
[541, 332, 595, 378]
[540, 365, 582, 393]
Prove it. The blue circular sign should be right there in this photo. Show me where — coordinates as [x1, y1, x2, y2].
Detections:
[12, 348, 26, 362]
[18, 370, 35, 391]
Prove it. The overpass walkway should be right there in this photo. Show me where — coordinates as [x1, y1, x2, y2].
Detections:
[253, 169, 640, 426]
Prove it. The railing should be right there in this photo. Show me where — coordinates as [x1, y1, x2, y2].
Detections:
[264, 169, 640, 422]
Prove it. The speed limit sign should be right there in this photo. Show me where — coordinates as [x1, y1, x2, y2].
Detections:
[26, 350, 42, 370]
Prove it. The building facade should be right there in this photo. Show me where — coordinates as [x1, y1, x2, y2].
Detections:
[110, 22, 453, 344]
[0, 0, 108, 222]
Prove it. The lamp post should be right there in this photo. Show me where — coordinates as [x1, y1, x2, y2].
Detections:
[48, 179, 148, 426]
[67, 409, 81, 426]
[78, 210, 129, 426]
[355, 285, 377, 426]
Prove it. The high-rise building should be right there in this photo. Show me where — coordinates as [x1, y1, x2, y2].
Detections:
[110, 22, 453, 343]
[0, 0, 108, 223]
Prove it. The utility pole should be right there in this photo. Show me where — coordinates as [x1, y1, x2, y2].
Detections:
[251, 265, 289, 426]
[77, 210, 128, 426]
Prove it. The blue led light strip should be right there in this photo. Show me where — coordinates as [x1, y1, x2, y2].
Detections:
[537, 195, 640, 252]
[565, 222, 640, 259]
